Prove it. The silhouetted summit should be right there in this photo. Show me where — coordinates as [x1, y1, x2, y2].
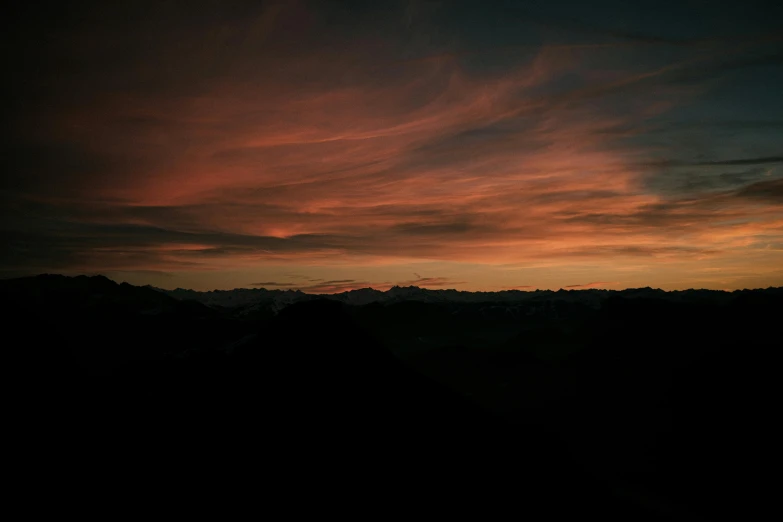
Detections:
[4, 274, 781, 519]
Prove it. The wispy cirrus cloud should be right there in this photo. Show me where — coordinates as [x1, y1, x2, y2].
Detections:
[2, 1, 782, 290]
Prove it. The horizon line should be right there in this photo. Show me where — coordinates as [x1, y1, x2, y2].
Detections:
[7, 273, 781, 295]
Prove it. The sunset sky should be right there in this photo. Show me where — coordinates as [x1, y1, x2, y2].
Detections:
[2, 0, 782, 292]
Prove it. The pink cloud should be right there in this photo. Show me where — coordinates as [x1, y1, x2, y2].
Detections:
[7, 3, 782, 290]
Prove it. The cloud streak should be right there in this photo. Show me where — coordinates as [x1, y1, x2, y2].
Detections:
[563, 282, 619, 289]
[2, 1, 782, 290]
[244, 274, 467, 294]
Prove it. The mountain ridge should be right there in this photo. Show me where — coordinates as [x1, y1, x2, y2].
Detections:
[149, 279, 783, 309]
[6, 273, 781, 313]
[3, 272, 781, 519]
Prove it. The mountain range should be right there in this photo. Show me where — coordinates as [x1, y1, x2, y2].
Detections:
[154, 280, 783, 313]
[3, 273, 781, 519]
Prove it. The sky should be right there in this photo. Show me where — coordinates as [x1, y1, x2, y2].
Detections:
[2, 0, 782, 292]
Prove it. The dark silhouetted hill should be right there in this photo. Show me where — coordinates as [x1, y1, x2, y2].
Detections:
[4, 274, 782, 519]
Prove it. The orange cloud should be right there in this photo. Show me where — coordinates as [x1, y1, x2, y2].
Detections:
[4, 1, 782, 290]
